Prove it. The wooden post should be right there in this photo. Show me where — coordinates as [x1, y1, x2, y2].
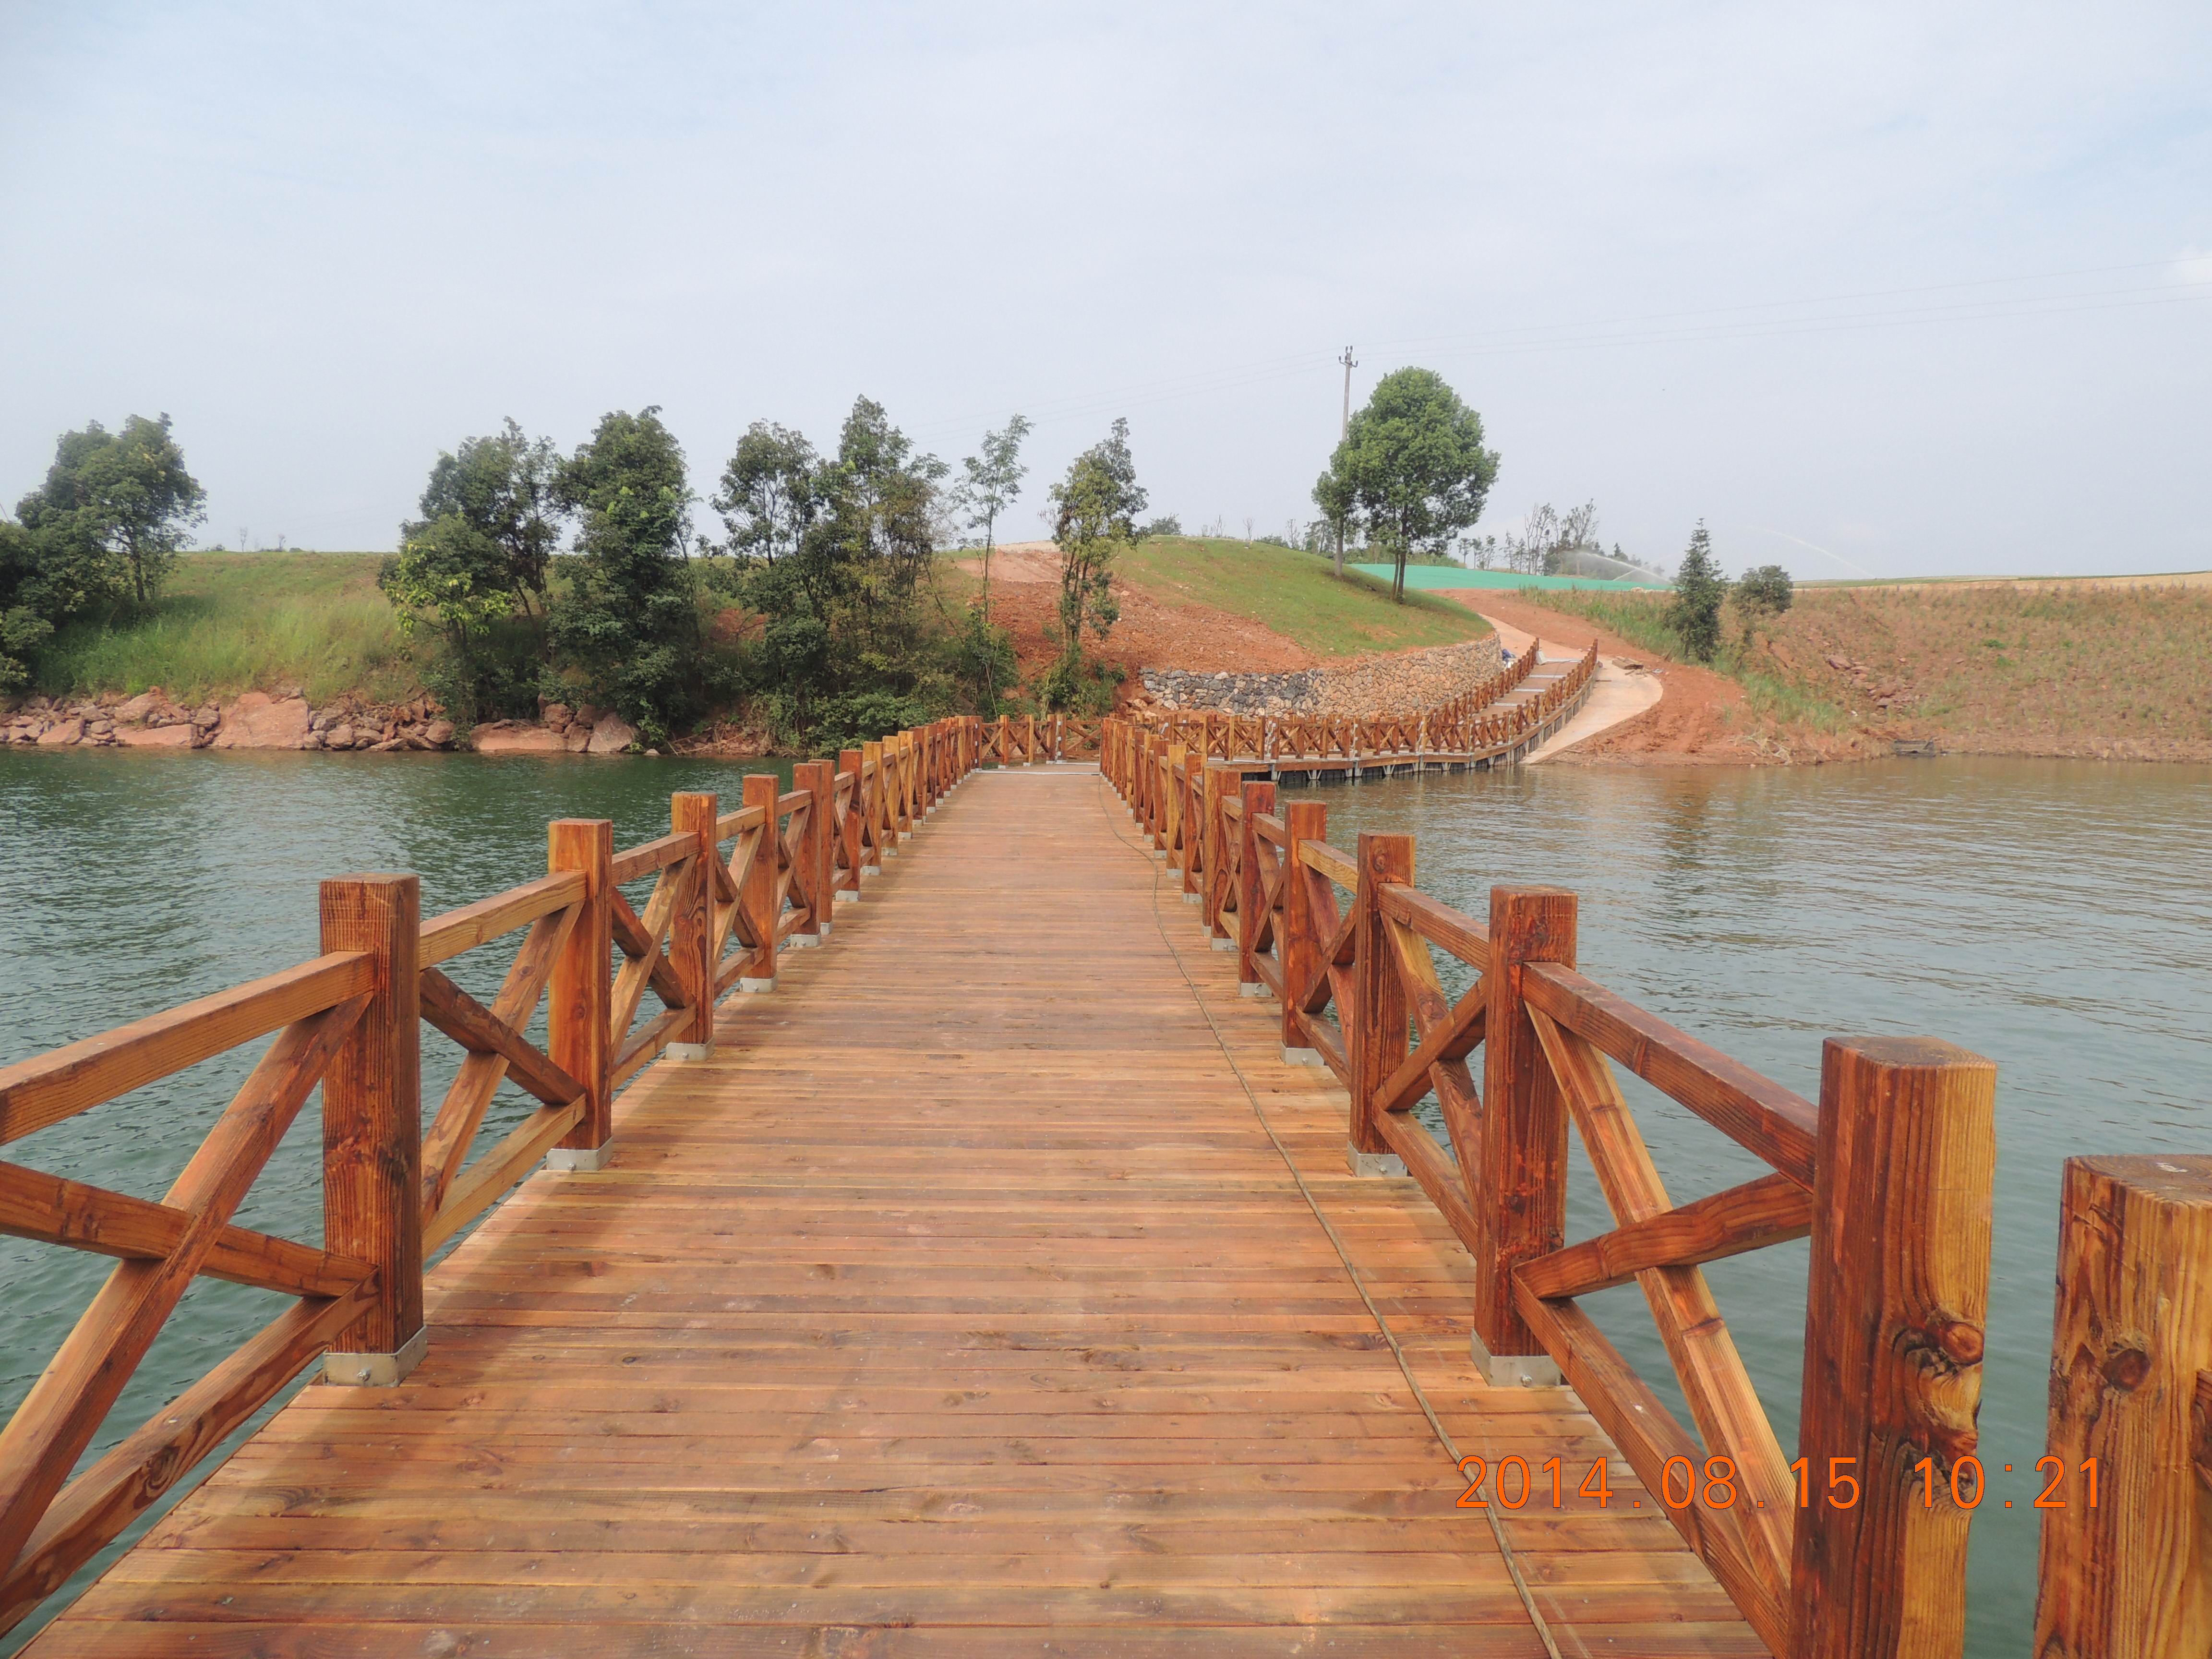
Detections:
[318, 873, 424, 1381]
[1349, 833, 1413, 1162]
[1278, 800, 1326, 1058]
[738, 772, 781, 991]
[793, 760, 832, 938]
[549, 818, 613, 1168]
[668, 792, 717, 1056]
[1475, 886, 1576, 1375]
[1200, 763, 1230, 938]
[2033, 1156, 2212, 1656]
[1179, 756, 1203, 900]
[1023, 713, 1036, 765]
[1790, 1037, 1996, 1659]
[1237, 780, 1274, 989]
[860, 740, 887, 866]
[836, 749, 864, 896]
[1167, 750, 1186, 861]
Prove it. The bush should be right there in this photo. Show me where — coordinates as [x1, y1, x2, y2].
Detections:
[811, 689, 936, 753]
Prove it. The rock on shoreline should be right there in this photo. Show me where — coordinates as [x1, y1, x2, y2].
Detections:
[0, 688, 596, 755]
[1132, 638, 1505, 718]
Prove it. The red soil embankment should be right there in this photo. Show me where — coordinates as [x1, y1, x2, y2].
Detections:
[1445, 592, 1765, 765]
[960, 545, 1316, 695]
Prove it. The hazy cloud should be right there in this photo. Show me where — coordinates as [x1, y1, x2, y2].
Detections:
[2, 2, 2206, 575]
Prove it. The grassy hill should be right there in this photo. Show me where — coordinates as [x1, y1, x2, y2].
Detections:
[1511, 577, 2212, 760]
[1115, 537, 1492, 657]
[31, 537, 1489, 710]
[35, 553, 414, 705]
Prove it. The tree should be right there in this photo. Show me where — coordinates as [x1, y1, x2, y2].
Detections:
[14, 414, 205, 609]
[377, 518, 522, 720]
[1733, 563, 1794, 647]
[1045, 418, 1146, 709]
[550, 408, 700, 739]
[1669, 521, 1727, 661]
[723, 397, 951, 745]
[1311, 368, 1498, 601]
[711, 422, 822, 567]
[409, 419, 563, 617]
[0, 520, 55, 693]
[953, 414, 1032, 626]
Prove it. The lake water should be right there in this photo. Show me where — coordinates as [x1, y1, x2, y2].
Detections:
[1, 747, 2207, 1654]
[1288, 756, 2211, 1656]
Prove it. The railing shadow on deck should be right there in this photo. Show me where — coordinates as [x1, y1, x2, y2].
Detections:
[0, 715, 986, 1639]
[1106, 740, 2202, 1659]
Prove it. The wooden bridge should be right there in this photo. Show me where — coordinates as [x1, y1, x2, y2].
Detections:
[0, 718, 2199, 1656]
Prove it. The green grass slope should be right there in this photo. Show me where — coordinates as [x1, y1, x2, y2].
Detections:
[36, 553, 415, 705]
[1118, 537, 1492, 657]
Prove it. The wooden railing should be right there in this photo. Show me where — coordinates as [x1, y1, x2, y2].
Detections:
[976, 712, 1105, 766]
[0, 715, 978, 1639]
[1118, 754, 2005, 1658]
[1101, 641, 1599, 804]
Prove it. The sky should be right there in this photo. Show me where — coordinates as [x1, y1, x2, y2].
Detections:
[1, 2, 2208, 579]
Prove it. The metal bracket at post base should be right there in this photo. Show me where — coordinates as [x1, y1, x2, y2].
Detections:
[1346, 1145, 1406, 1178]
[1281, 1046, 1323, 1067]
[1470, 1328, 1565, 1389]
[546, 1144, 613, 1172]
[666, 1042, 713, 1061]
[320, 1325, 428, 1388]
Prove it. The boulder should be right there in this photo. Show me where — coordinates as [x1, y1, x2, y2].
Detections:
[211, 692, 313, 750]
[541, 702, 574, 732]
[586, 714, 637, 755]
[113, 722, 197, 749]
[115, 690, 164, 723]
[325, 723, 356, 749]
[423, 719, 455, 747]
[564, 725, 592, 753]
[191, 705, 221, 731]
[36, 717, 84, 746]
[471, 721, 567, 755]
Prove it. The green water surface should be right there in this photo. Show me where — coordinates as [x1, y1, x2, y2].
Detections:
[1, 747, 2205, 1654]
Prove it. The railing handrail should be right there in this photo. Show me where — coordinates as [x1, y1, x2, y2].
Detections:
[1112, 732, 2002, 1658]
[0, 713, 980, 1642]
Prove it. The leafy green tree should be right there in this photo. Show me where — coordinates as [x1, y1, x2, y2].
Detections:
[723, 398, 951, 745]
[550, 408, 700, 739]
[14, 414, 206, 608]
[1141, 514, 1182, 537]
[1044, 417, 1145, 709]
[711, 422, 822, 566]
[1669, 521, 1727, 661]
[1311, 368, 1498, 601]
[376, 517, 528, 721]
[0, 521, 56, 693]
[1732, 563, 1793, 647]
[954, 413, 1032, 627]
[1735, 564, 1793, 616]
[409, 419, 564, 617]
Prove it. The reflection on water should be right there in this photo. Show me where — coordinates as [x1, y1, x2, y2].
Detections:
[0, 749, 2205, 1652]
[1291, 757, 2212, 1657]
[0, 747, 793, 1653]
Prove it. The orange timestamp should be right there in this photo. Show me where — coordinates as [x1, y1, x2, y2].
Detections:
[1456, 1454, 2101, 1511]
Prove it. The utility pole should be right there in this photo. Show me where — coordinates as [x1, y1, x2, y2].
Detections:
[1333, 347, 1358, 577]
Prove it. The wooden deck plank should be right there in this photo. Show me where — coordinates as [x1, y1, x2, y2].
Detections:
[28, 768, 1760, 1657]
